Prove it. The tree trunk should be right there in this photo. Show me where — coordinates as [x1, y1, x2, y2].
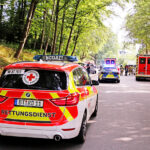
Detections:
[0, 1, 4, 23]
[58, 8, 66, 55]
[64, 0, 81, 55]
[0, 1, 4, 40]
[51, 0, 60, 55]
[40, 8, 47, 51]
[44, 0, 56, 55]
[14, 0, 39, 58]
[33, 32, 37, 49]
[71, 32, 79, 56]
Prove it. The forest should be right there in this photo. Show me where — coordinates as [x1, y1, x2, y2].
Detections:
[0, 0, 127, 61]
[0, 0, 149, 62]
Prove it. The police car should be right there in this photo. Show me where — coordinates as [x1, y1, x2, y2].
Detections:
[0, 55, 99, 143]
[98, 67, 120, 83]
[98, 58, 120, 83]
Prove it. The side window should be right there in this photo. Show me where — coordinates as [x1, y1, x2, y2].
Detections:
[73, 69, 80, 86]
[81, 68, 91, 85]
[73, 68, 91, 86]
[140, 58, 146, 64]
[148, 58, 150, 64]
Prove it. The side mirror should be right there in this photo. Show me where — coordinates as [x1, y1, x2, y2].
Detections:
[92, 80, 99, 86]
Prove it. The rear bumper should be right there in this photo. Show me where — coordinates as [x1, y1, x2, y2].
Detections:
[99, 76, 120, 81]
[136, 75, 150, 78]
[0, 116, 82, 140]
[136, 75, 150, 80]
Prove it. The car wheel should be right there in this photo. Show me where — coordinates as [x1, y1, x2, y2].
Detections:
[117, 80, 120, 83]
[136, 77, 140, 81]
[92, 96, 98, 117]
[76, 112, 87, 143]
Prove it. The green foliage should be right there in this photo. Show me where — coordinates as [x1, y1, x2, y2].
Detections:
[0, 0, 128, 58]
[97, 31, 120, 63]
[125, 0, 150, 54]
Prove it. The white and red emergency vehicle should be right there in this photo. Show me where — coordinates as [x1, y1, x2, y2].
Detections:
[0, 55, 99, 143]
[136, 55, 150, 81]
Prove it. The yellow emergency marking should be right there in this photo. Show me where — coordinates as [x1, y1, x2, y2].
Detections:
[86, 87, 93, 95]
[99, 74, 103, 79]
[50, 93, 59, 99]
[21, 91, 36, 99]
[0, 90, 7, 96]
[68, 72, 80, 94]
[59, 107, 74, 122]
[106, 74, 115, 78]
[6, 107, 50, 121]
[86, 86, 96, 97]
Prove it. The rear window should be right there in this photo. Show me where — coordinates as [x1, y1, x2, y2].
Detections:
[140, 58, 146, 64]
[0, 69, 67, 90]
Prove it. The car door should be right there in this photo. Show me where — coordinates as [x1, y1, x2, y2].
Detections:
[80, 68, 97, 115]
[138, 57, 146, 75]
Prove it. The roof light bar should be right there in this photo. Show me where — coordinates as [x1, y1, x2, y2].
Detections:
[33, 55, 78, 62]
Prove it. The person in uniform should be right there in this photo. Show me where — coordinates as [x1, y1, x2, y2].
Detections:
[86, 62, 90, 74]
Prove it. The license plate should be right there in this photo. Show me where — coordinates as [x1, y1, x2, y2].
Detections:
[14, 99, 43, 108]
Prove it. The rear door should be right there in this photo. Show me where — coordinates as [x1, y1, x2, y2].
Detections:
[0, 69, 68, 125]
[138, 56, 146, 75]
[147, 57, 150, 75]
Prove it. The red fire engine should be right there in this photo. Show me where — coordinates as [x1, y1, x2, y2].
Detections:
[136, 55, 150, 81]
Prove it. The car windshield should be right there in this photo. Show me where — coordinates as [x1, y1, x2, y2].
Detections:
[0, 69, 67, 90]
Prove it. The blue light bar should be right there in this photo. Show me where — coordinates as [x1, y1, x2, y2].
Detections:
[33, 55, 78, 62]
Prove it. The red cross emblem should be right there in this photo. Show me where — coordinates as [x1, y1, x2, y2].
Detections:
[27, 74, 35, 81]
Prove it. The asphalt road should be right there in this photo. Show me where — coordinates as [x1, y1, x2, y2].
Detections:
[0, 76, 150, 150]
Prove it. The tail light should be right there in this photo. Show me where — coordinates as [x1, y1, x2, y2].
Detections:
[51, 92, 80, 106]
[0, 95, 7, 103]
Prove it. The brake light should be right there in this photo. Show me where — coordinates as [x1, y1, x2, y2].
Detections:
[0, 95, 7, 103]
[51, 92, 80, 106]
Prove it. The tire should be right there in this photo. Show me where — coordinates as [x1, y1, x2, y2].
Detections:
[117, 80, 120, 83]
[92, 96, 98, 117]
[76, 112, 87, 143]
[136, 77, 140, 81]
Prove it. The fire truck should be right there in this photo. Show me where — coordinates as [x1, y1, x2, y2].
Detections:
[136, 55, 150, 81]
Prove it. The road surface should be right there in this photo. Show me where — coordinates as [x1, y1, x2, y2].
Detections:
[0, 76, 150, 150]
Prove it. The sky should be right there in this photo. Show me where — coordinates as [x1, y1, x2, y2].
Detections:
[104, 2, 134, 44]
[104, 2, 138, 64]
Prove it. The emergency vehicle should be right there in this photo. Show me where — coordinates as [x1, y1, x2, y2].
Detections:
[98, 58, 120, 83]
[136, 54, 150, 81]
[0, 55, 99, 143]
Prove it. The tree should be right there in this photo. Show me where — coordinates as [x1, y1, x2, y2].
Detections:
[14, 0, 39, 58]
[125, 0, 150, 54]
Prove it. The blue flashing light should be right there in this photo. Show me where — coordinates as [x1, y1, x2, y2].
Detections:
[33, 55, 78, 62]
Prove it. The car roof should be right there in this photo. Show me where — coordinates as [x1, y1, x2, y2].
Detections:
[4, 61, 80, 72]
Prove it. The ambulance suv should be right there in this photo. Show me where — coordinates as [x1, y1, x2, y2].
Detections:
[0, 55, 99, 143]
[136, 55, 150, 81]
